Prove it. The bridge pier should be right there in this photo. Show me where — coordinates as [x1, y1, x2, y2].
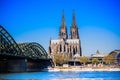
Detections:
[7, 59, 26, 72]
[0, 57, 52, 73]
[26, 59, 51, 72]
[0, 58, 26, 73]
[0, 59, 8, 73]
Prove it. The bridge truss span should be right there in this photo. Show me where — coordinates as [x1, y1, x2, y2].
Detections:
[18, 42, 48, 59]
[0, 25, 48, 59]
[0, 25, 22, 56]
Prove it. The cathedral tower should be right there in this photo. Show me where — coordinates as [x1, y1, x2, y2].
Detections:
[48, 10, 82, 59]
[59, 10, 68, 39]
[70, 11, 79, 39]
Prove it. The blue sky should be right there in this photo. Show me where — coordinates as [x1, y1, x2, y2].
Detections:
[0, 0, 120, 56]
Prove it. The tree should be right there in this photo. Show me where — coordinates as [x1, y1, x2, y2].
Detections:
[52, 53, 69, 66]
[103, 55, 114, 65]
[92, 58, 99, 64]
[63, 54, 69, 64]
[79, 56, 88, 66]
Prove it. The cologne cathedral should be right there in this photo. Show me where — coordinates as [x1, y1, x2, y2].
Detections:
[48, 11, 82, 59]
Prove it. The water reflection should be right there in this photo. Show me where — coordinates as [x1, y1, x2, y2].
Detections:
[52, 78, 104, 80]
[0, 71, 120, 80]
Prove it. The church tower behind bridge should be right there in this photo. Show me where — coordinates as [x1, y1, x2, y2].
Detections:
[48, 11, 82, 59]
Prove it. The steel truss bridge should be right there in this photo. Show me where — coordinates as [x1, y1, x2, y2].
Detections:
[0, 25, 52, 73]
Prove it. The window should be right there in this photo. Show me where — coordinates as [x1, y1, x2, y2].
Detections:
[60, 44, 62, 52]
[64, 45, 66, 52]
[76, 47, 77, 52]
[73, 48, 76, 55]
[70, 46, 71, 52]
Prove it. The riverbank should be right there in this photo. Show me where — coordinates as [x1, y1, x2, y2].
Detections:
[60, 68, 120, 72]
[47, 67, 120, 72]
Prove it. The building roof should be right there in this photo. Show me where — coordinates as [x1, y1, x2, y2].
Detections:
[109, 50, 120, 58]
[91, 54, 106, 58]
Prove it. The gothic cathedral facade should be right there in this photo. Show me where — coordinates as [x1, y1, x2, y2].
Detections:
[48, 11, 82, 59]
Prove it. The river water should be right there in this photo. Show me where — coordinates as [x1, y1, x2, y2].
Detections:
[0, 71, 120, 80]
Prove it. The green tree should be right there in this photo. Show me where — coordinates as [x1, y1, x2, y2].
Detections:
[79, 56, 88, 66]
[92, 58, 99, 64]
[63, 54, 69, 64]
[52, 53, 69, 66]
[103, 55, 114, 65]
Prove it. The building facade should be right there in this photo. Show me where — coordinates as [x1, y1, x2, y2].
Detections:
[109, 50, 120, 65]
[91, 50, 106, 63]
[48, 11, 82, 59]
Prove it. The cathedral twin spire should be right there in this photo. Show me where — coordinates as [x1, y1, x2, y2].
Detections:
[72, 11, 76, 27]
[59, 10, 68, 39]
[61, 10, 65, 28]
[49, 10, 82, 57]
[70, 11, 79, 39]
[59, 10, 79, 39]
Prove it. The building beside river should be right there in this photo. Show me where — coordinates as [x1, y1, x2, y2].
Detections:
[48, 11, 82, 59]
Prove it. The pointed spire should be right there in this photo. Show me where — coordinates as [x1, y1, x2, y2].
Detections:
[49, 37, 52, 45]
[72, 10, 76, 27]
[70, 10, 79, 39]
[59, 10, 68, 39]
[96, 50, 100, 54]
[61, 10, 65, 27]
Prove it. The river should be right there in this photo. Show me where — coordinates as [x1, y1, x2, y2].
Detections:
[0, 71, 120, 80]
